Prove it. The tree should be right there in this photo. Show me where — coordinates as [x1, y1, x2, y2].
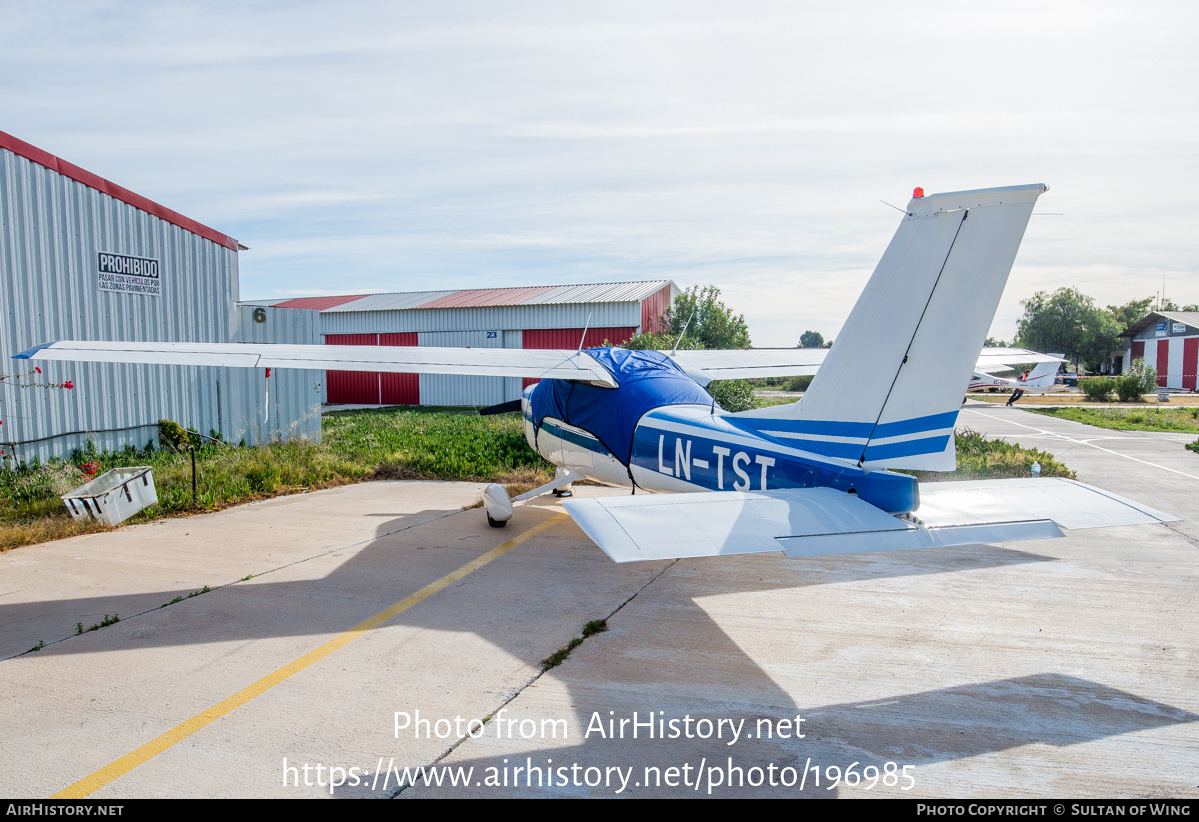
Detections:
[660, 285, 751, 350]
[1160, 298, 1199, 312]
[1014, 287, 1122, 374]
[1105, 296, 1155, 331]
[622, 285, 757, 412]
[983, 337, 1007, 348]
[799, 330, 832, 348]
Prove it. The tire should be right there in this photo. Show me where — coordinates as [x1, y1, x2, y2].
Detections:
[487, 512, 507, 528]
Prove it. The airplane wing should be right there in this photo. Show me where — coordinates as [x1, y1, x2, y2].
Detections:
[974, 347, 1065, 373]
[665, 347, 1061, 386]
[562, 478, 1177, 563]
[13, 340, 1063, 390]
[663, 349, 827, 385]
[13, 341, 618, 387]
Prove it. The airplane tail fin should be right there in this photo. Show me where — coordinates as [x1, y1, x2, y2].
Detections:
[731, 184, 1047, 471]
[1022, 360, 1059, 388]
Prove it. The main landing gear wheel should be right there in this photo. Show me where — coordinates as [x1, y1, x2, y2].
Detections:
[487, 512, 507, 528]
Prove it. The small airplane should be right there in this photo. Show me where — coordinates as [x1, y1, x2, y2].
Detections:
[968, 358, 1061, 393]
[16, 184, 1177, 563]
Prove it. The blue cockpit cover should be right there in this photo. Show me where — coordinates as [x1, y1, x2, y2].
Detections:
[528, 347, 714, 465]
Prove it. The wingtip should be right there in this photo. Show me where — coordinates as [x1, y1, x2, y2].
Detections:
[13, 341, 57, 360]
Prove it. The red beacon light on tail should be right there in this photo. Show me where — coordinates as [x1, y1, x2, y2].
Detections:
[913, 187, 925, 198]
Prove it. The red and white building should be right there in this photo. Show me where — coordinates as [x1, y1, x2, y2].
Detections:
[1118, 311, 1199, 390]
[250, 281, 677, 406]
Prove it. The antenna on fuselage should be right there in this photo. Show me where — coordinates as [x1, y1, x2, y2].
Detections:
[671, 313, 695, 356]
[576, 312, 592, 355]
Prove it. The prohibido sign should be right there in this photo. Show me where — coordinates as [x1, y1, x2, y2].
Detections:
[97, 252, 161, 296]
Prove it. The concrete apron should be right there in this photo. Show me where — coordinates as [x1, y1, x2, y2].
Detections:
[0, 481, 662, 798]
[1, 408, 1197, 798]
[412, 409, 1199, 798]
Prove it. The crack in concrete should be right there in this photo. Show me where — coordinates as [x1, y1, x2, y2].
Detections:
[391, 557, 681, 797]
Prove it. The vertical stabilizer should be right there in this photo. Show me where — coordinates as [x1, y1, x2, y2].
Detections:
[732, 184, 1046, 471]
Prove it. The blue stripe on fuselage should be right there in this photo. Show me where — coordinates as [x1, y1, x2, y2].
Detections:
[729, 410, 958, 442]
[631, 409, 918, 514]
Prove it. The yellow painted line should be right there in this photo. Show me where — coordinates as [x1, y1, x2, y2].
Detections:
[52, 512, 568, 799]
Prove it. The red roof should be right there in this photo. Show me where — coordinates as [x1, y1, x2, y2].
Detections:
[0, 129, 239, 252]
[415, 286, 559, 309]
[272, 295, 373, 310]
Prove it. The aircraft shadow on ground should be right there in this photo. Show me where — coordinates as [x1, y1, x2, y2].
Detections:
[4, 504, 1058, 657]
[9, 506, 1195, 799]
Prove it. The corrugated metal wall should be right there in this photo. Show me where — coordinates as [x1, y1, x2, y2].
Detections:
[320, 302, 643, 336]
[640, 284, 674, 335]
[325, 333, 381, 404]
[0, 145, 314, 464]
[417, 330, 508, 406]
[229, 305, 322, 444]
[520, 327, 637, 389]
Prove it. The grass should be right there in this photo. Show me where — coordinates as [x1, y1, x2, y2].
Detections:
[907, 429, 1074, 482]
[1027, 406, 1199, 435]
[0, 407, 553, 552]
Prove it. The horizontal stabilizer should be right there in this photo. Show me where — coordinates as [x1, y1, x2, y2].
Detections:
[562, 478, 1176, 563]
[915, 478, 1178, 529]
[563, 487, 911, 563]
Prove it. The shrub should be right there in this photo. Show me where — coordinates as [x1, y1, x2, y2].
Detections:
[1115, 358, 1157, 401]
[158, 419, 192, 451]
[785, 374, 814, 392]
[708, 380, 758, 412]
[1080, 377, 1115, 402]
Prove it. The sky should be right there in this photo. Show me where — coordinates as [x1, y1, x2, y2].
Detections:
[3, 1, 1197, 347]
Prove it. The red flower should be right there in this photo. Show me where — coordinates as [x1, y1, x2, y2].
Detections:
[81, 462, 99, 476]
[63, 380, 74, 389]
[34, 366, 41, 374]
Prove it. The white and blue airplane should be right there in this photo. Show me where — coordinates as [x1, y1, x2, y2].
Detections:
[16, 184, 1177, 563]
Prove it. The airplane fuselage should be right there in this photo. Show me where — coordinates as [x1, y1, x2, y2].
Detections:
[522, 351, 920, 516]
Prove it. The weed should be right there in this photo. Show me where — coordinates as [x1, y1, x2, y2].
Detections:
[161, 596, 184, 608]
[240, 575, 254, 581]
[75, 623, 83, 636]
[187, 585, 211, 598]
[541, 638, 583, 670]
[84, 614, 120, 632]
[583, 619, 608, 637]
[29, 640, 43, 652]
[541, 619, 609, 670]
